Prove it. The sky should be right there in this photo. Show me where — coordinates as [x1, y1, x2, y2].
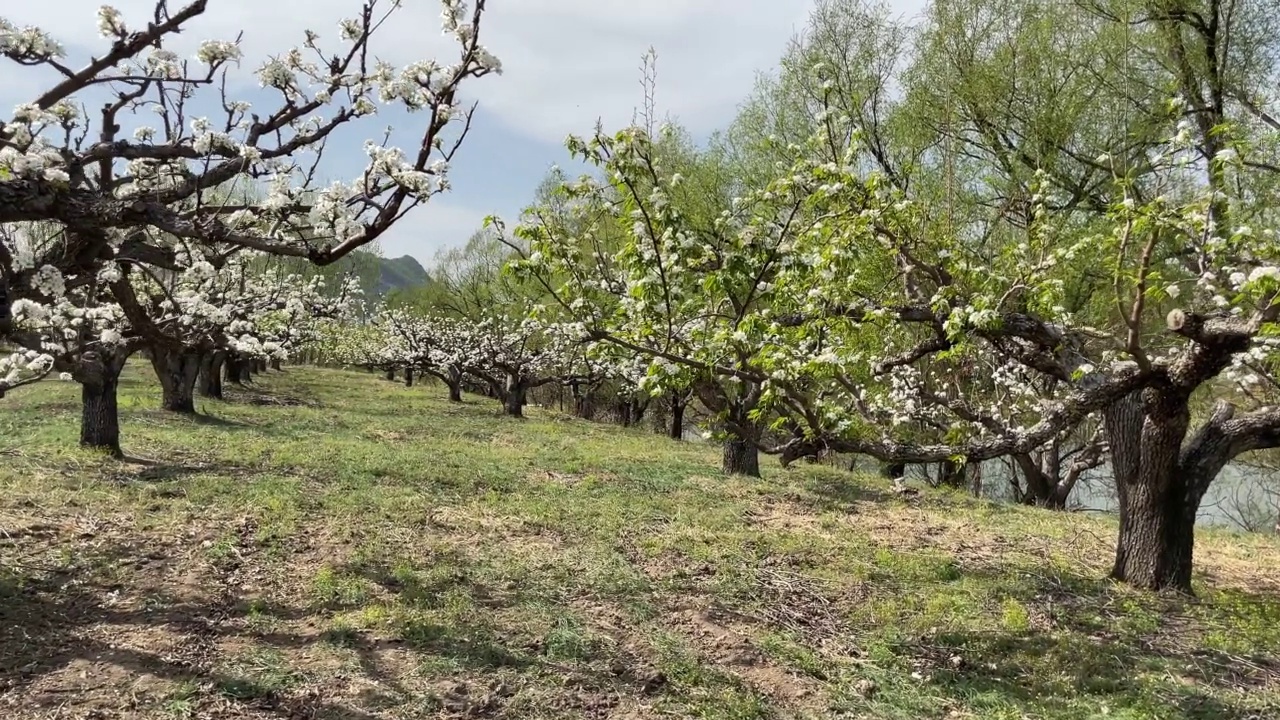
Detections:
[2, 0, 924, 268]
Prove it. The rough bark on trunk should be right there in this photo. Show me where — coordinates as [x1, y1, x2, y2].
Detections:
[503, 380, 527, 417]
[1104, 389, 1206, 592]
[77, 351, 125, 457]
[198, 352, 225, 400]
[1013, 451, 1074, 509]
[722, 435, 761, 477]
[151, 346, 201, 413]
[448, 383, 462, 402]
[496, 384, 522, 412]
[721, 402, 761, 476]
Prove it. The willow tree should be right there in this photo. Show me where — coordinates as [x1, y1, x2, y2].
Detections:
[512, 0, 1280, 594]
[763, 0, 1280, 593]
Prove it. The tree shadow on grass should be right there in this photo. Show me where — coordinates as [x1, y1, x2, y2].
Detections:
[900, 630, 1277, 720]
[132, 408, 257, 431]
[794, 470, 898, 512]
[107, 454, 250, 484]
[889, 568, 1280, 719]
[0, 535, 659, 718]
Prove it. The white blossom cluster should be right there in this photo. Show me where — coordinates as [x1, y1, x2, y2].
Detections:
[1, 1, 495, 404]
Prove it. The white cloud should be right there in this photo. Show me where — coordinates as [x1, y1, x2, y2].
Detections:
[4, 0, 814, 142]
[6, 1, 944, 265]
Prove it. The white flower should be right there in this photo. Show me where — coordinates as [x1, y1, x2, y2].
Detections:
[1248, 266, 1280, 283]
[1165, 284, 1180, 298]
[197, 39, 242, 65]
[96, 5, 126, 37]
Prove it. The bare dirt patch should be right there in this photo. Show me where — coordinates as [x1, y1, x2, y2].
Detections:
[668, 599, 826, 707]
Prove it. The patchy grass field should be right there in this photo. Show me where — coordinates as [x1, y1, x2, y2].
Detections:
[1, 364, 1278, 720]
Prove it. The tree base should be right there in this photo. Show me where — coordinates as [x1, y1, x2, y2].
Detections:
[722, 437, 760, 477]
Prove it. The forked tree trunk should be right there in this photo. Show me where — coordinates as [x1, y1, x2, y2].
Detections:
[76, 351, 127, 457]
[151, 346, 202, 413]
[1013, 453, 1072, 509]
[198, 352, 225, 400]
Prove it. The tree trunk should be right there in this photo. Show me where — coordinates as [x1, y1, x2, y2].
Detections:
[270, 358, 282, 371]
[669, 397, 685, 440]
[496, 376, 522, 415]
[1111, 472, 1199, 592]
[77, 351, 125, 457]
[225, 355, 251, 385]
[722, 435, 760, 477]
[450, 367, 463, 401]
[405, 367, 414, 387]
[152, 347, 201, 413]
[253, 358, 267, 374]
[880, 461, 906, 479]
[198, 352, 225, 400]
[1105, 390, 1198, 592]
[385, 367, 396, 381]
[1013, 452, 1073, 509]
[935, 459, 966, 488]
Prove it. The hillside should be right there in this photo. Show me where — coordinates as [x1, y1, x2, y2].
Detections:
[1, 366, 1278, 719]
[374, 254, 432, 295]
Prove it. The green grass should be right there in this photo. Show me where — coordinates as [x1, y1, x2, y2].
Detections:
[1, 363, 1278, 719]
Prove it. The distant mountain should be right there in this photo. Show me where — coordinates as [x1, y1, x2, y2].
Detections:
[375, 255, 431, 294]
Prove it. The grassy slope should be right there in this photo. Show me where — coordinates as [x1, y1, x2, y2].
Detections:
[1, 365, 1277, 720]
